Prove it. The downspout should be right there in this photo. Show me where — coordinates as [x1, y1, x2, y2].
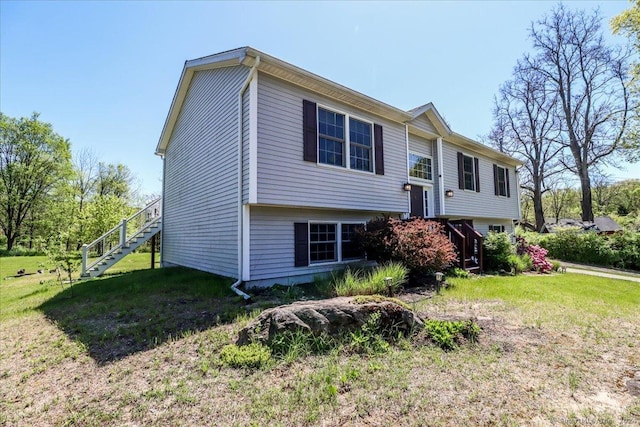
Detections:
[515, 166, 522, 221]
[160, 154, 166, 266]
[232, 55, 261, 300]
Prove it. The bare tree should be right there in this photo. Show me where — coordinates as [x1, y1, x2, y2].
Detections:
[491, 60, 565, 231]
[526, 5, 633, 221]
[73, 148, 99, 211]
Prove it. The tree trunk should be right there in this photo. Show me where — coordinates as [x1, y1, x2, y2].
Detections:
[533, 190, 546, 231]
[579, 170, 594, 221]
[6, 234, 16, 251]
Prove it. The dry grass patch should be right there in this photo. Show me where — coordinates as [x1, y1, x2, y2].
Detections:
[1, 259, 638, 426]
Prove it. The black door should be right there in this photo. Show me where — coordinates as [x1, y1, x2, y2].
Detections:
[410, 185, 424, 218]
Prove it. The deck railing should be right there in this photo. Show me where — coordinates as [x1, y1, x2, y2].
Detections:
[81, 198, 162, 276]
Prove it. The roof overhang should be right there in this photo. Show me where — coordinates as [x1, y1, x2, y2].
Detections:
[155, 47, 412, 155]
[155, 46, 523, 168]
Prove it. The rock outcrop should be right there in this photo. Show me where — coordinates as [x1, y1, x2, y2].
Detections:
[237, 296, 423, 345]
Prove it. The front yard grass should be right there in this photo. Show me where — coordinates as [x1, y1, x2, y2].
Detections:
[1, 257, 638, 426]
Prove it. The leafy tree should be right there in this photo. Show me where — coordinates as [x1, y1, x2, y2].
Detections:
[526, 5, 634, 221]
[0, 113, 72, 250]
[612, 0, 640, 162]
[96, 162, 135, 199]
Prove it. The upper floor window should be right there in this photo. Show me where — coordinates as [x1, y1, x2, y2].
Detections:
[303, 100, 384, 175]
[463, 154, 475, 191]
[495, 166, 507, 196]
[318, 109, 345, 167]
[493, 164, 511, 198]
[349, 118, 372, 172]
[409, 153, 433, 181]
[317, 106, 373, 172]
[457, 152, 480, 192]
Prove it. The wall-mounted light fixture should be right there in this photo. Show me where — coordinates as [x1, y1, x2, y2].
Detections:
[403, 183, 412, 191]
[445, 189, 454, 198]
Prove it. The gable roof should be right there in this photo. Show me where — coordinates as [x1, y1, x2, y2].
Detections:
[156, 46, 522, 167]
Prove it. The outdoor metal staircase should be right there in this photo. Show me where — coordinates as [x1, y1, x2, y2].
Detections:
[80, 198, 162, 279]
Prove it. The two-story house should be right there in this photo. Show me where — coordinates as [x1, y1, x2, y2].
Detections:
[155, 47, 522, 288]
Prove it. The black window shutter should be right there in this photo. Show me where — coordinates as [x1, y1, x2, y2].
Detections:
[474, 157, 480, 193]
[506, 168, 511, 198]
[302, 100, 317, 162]
[374, 124, 384, 175]
[294, 223, 309, 267]
[457, 152, 464, 190]
[493, 164, 499, 196]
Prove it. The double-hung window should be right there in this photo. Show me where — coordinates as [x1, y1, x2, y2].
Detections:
[307, 222, 365, 264]
[496, 166, 507, 196]
[349, 118, 372, 172]
[409, 153, 433, 181]
[309, 223, 338, 263]
[318, 109, 345, 167]
[493, 164, 510, 197]
[317, 107, 373, 172]
[463, 154, 475, 191]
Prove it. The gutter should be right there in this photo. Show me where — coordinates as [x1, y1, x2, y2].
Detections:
[232, 55, 261, 301]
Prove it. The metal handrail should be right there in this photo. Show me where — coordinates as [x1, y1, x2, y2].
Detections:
[81, 198, 162, 276]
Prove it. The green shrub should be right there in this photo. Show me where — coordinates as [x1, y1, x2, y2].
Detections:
[357, 217, 458, 275]
[609, 232, 640, 270]
[508, 254, 532, 274]
[483, 232, 514, 271]
[220, 343, 272, 369]
[333, 262, 407, 297]
[424, 319, 480, 350]
[551, 260, 562, 272]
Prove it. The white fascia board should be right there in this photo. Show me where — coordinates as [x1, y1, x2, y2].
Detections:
[248, 72, 258, 204]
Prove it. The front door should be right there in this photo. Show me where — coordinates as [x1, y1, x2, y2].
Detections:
[410, 185, 432, 218]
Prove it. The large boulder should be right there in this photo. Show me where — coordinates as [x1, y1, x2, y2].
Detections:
[237, 296, 424, 345]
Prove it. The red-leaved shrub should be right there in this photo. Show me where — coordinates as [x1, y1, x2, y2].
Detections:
[358, 217, 458, 275]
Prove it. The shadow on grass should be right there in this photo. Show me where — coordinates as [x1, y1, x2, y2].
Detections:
[38, 267, 249, 364]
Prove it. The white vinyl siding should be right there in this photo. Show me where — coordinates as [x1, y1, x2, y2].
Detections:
[441, 141, 519, 220]
[163, 65, 250, 278]
[256, 73, 408, 212]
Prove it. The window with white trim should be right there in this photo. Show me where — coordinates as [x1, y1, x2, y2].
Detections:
[488, 225, 506, 233]
[317, 106, 373, 172]
[409, 153, 433, 181]
[309, 223, 337, 263]
[463, 154, 475, 191]
[309, 222, 365, 264]
[342, 223, 365, 260]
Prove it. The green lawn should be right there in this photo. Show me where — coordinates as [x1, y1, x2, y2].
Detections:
[1, 259, 638, 426]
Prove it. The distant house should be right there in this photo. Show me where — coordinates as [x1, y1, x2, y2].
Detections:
[542, 216, 622, 234]
[155, 47, 523, 287]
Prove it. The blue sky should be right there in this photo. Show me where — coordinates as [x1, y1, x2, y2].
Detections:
[1, 0, 636, 196]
